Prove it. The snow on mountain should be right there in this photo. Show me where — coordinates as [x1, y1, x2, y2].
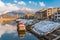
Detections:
[6, 11, 25, 16]
[19, 7, 36, 13]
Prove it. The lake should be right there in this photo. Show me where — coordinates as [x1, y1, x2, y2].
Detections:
[20, 32, 39, 40]
[0, 23, 39, 40]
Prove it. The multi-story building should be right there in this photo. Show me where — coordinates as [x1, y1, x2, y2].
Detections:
[35, 8, 60, 20]
[35, 11, 42, 20]
[25, 13, 34, 19]
[35, 8, 47, 20]
[53, 8, 60, 22]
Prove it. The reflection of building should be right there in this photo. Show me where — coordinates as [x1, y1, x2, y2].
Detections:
[35, 8, 60, 20]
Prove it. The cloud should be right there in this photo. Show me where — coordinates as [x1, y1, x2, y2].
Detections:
[14, 0, 17, 3]
[22, 7, 33, 11]
[3, 3, 19, 13]
[20, 7, 36, 12]
[0, 1, 19, 15]
[18, 1, 26, 5]
[0, 1, 36, 15]
[29, 1, 32, 4]
[48, 7, 53, 8]
[39, 2, 45, 6]
[6, 3, 19, 11]
[0, 1, 5, 7]
[29, 1, 37, 5]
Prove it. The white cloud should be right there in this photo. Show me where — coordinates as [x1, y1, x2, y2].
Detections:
[0, 1, 5, 7]
[6, 3, 19, 10]
[21, 7, 36, 12]
[39, 2, 45, 6]
[14, 0, 17, 3]
[6, 3, 14, 7]
[18, 1, 26, 5]
[29, 1, 37, 5]
[29, 1, 32, 4]
[5, 3, 19, 14]
[3, 3, 19, 13]
[22, 7, 33, 11]
[48, 7, 53, 8]
[0, 1, 19, 15]
[0, 1, 36, 15]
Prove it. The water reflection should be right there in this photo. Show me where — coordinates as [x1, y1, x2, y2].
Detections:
[0, 20, 39, 40]
[20, 32, 39, 40]
[18, 33, 26, 38]
[0, 30, 38, 40]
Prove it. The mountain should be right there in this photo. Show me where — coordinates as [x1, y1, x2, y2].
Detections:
[6, 11, 25, 17]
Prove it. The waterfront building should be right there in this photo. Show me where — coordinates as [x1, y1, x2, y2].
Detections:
[25, 13, 34, 19]
[35, 8, 60, 21]
[53, 8, 60, 22]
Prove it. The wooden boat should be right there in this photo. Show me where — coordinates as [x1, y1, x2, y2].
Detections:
[17, 22, 26, 38]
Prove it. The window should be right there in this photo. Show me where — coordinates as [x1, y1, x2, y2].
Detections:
[58, 16, 60, 17]
[48, 11, 50, 12]
[55, 16, 57, 18]
[53, 8, 56, 9]
[58, 13, 60, 14]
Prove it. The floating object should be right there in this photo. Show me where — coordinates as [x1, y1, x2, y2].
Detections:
[17, 22, 26, 38]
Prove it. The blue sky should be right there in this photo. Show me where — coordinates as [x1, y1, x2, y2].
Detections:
[0, 0, 60, 13]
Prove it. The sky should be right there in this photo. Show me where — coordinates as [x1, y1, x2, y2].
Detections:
[0, 0, 60, 14]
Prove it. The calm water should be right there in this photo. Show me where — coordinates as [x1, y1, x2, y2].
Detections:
[0, 20, 39, 40]
[0, 32, 39, 40]
[0, 24, 39, 40]
[20, 32, 39, 40]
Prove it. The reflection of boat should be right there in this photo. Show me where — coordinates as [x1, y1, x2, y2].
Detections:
[17, 22, 26, 38]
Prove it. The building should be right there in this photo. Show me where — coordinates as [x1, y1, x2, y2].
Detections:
[35, 8, 60, 20]
[35, 11, 42, 20]
[35, 8, 49, 20]
[53, 8, 60, 22]
[25, 13, 34, 19]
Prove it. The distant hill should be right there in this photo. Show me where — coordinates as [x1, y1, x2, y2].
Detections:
[0, 14, 15, 18]
[6, 11, 25, 17]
